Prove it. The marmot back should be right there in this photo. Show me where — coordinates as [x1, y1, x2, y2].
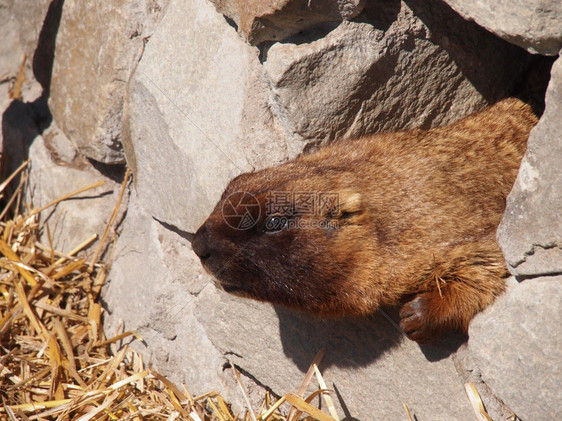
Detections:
[192, 97, 536, 342]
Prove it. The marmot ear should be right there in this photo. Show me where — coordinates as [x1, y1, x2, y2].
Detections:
[337, 190, 363, 217]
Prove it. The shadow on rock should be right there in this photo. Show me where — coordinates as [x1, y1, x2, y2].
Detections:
[276, 304, 468, 372]
[404, 0, 532, 103]
[1, 0, 64, 182]
[275, 306, 402, 372]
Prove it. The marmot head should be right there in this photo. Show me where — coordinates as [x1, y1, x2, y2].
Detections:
[191, 162, 382, 316]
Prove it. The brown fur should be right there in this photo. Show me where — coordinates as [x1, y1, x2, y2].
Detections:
[192, 98, 536, 342]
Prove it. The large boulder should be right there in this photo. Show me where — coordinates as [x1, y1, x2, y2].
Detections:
[48, 0, 168, 164]
[468, 277, 562, 421]
[123, 0, 289, 233]
[264, 0, 528, 145]
[498, 56, 562, 276]
[0, 0, 52, 62]
[0, 0, 50, 109]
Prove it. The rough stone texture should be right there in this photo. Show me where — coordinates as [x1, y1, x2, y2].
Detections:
[209, 0, 366, 45]
[442, 0, 562, 55]
[468, 277, 562, 420]
[0, 0, 51, 63]
[1, 0, 47, 176]
[48, 0, 168, 164]
[498, 56, 562, 276]
[454, 340, 520, 421]
[26, 128, 126, 254]
[196, 284, 474, 419]
[264, 0, 530, 146]
[124, 0, 289, 232]
[0, 0, 46, 108]
[1, 0, 127, 256]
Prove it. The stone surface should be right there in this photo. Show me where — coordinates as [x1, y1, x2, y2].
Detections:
[442, 0, 562, 55]
[196, 283, 474, 419]
[26, 127, 126, 254]
[468, 277, 562, 420]
[498, 56, 562, 276]
[210, 0, 366, 45]
[1, 0, 48, 179]
[0, 0, 51, 62]
[454, 340, 521, 421]
[48, 0, 168, 164]
[264, 0, 530, 146]
[124, 0, 288, 233]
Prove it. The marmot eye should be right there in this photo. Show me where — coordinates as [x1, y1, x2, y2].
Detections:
[263, 215, 289, 234]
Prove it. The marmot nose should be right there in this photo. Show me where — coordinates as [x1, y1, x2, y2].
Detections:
[192, 223, 212, 260]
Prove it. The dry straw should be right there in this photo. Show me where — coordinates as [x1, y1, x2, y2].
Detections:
[0, 163, 341, 420]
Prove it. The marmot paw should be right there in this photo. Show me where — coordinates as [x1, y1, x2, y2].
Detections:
[399, 293, 443, 343]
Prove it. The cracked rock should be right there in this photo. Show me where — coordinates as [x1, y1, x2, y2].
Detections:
[264, 0, 530, 144]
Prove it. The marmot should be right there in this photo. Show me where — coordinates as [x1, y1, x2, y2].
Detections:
[192, 97, 536, 342]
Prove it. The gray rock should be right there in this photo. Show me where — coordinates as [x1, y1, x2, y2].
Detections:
[209, 0, 366, 45]
[468, 277, 562, 420]
[48, 0, 168, 164]
[1, 97, 126, 257]
[0, 0, 45, 111]
[498, 56, 562, 276]
[442, 0, 562, 55]
[25, 128, 126, 254]
[454, 340, 521, 421]
[0, 0, 51, 73]
[123, 0, 289, 233]
[264, 0, 530, 144]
